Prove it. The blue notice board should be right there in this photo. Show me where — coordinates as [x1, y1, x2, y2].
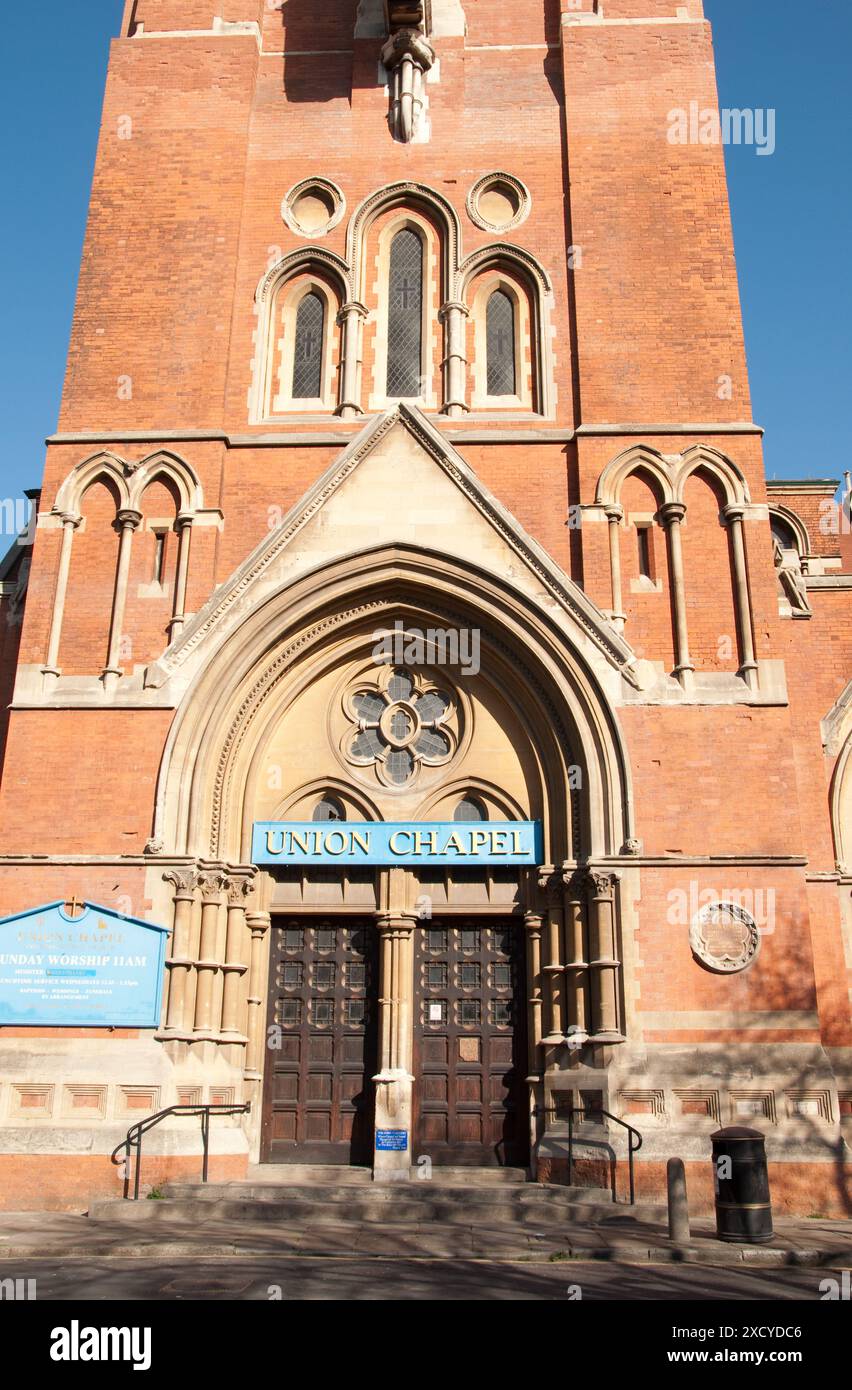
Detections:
[375, 1130, 409, 1152]
[0, 901, 169, 1028]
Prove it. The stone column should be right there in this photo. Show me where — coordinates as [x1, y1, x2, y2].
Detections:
[336, 301, 368, 418]
[167, 513, 193, 642]
[723, 503, 759, 691]
[373, 913, 416, 1183]
[585, 870, 623, 1043]
[193, 866, 227, 1038]
[103, 507, 142, 689]
[439, 300, 469, 416]
[523, 909, 544, 1076]
[538, 870, 566, 1046]
[161, 867, 199, 1037]
[220, 872, 255, 1041]
[604, 504, 626, 632]
[562, 870, 590, 1042]
[42, 511, 81, 685]
[660, 501, 694, 691]
[244, 909, 271, 1080]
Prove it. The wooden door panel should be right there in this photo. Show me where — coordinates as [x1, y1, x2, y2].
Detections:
[261, 917, 378, 1165]
[414, 918, 528, 1167]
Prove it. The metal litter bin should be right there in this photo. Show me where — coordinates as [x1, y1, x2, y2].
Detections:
[711, 1125, 773, 1244]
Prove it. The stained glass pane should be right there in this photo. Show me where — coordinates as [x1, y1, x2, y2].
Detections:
[390, 709, 413, 741]
[454, 797, 486, 822]
[414, 728, 451, 761]
[415, 691, 450, 723]
[386, 748, 414, 784]
[387, 669, 414, 702]
[312, 797, 345, 822]
[486, 289, 516, 397]
[351, 728, 385, 760]
[292, 292, 325, 399]
[353, 692, 385, 722]
[386, 229, 423, 398]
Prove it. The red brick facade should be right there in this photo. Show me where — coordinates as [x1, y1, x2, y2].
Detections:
[0, 1, 849, 1213]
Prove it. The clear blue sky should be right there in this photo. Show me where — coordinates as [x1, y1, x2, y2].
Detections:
[0, 1, 849, 508]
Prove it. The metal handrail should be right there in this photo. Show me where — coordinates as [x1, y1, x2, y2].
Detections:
[110, 1103, 250, 1200]
[567, 1105, 642, 1205]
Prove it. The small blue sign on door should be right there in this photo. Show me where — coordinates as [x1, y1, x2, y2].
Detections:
[0, 901, 169, 1028]
[375, 1129, 409, 1152]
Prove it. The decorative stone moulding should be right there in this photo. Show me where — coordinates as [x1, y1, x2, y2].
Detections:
[689, 901, 761, 974]
[467, 173, 531, 233]
[382, 27, 435, 143]
[282, 179, 346, 239]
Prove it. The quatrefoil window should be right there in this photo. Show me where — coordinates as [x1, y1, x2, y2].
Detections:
[345, 668, 456, 787]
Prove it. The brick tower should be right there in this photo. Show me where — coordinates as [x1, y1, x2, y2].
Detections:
[0, 1, 849, 1212]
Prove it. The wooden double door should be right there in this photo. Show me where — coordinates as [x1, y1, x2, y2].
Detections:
[413, 917, 529, 1168]
[261, 917, 379, 1165]
[261, 913, 528, 1169]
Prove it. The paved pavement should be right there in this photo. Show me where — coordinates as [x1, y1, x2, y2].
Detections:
[1, 1210, 851, 1267]
[0, 1255, 845, 1301]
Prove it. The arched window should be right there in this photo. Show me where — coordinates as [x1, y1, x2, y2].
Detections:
[312, 796, 346, 823]
[292, 292, 325, 400]
[454, 796, 487, 823]
[386, 228, 423, 398]
[486, 289, 516, 397]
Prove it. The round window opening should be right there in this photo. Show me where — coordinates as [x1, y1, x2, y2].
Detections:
[342, 667, 458, 789]
[467, 173, 531, 233]
[282, 178, 346, 238]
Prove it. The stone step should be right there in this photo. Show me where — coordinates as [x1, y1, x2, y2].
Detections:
[159, 1181, 614, 1207]
[242, 1164, 530, 1188]
[244, 1165, 375, 1187]
[89, 1193, 666, 1227]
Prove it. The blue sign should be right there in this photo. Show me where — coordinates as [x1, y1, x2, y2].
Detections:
[0, 902, 169, 1028]
[376, 1130, 409, 1152]
[252, 821, 542, 867]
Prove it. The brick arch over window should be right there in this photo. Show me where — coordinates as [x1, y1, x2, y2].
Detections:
[466, 267, 537, 411]
[366, 210, 442, 410]
[769, 503, 811, 560]
[252, 250, 349, 422]
[594, 444, 757, 691]
[57, 475, 122, 678]
[253, 182, 556, 419]
[44, 450, 205, 687]
[459, 244, 555, 417]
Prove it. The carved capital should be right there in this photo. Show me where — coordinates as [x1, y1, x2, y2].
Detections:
[163, 867, 199, 900]
[584, 869, 617, 900]
[197, 867, 228, 903]
[562, 868, 587, 899]
[116, 508, 143, 531]
[225, 872, 256, 908]
[660, 501, 686, 527]
[537, 868, 562, 904]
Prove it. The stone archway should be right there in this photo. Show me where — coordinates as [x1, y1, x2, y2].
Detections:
[148, 544, 635, 1172]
